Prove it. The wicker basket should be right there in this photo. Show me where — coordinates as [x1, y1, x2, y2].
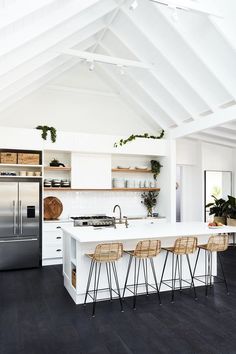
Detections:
[0, 152, 17, 164]
[72, 269, 76, 288]
[18, 153, 40, 165]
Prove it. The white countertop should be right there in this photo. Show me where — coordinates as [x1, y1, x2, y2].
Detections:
[62, 222, 236, 243]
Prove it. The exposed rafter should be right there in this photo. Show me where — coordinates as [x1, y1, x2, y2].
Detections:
[119, 6, 215, 112]
[171, 105, 236, 138]
[100, 40, 182, 126]
[62, 49, 150, 69]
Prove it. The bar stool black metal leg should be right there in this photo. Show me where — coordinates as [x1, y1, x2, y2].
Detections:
[150, 257, 162, 305]
[218, 252, 229, 295]
[105, 262, 113, 301]
[111, 262, 124, 312]
[133, 258, 141, 310]
[92, 262, 101, 317]
[142, 259, 149, 296]
[192, 248, 200, 280]
[210, 251, 213, 288]
[177, 255, 183, 292]
[205, 250, 209, 297]
[186, 254, 197, 300]
[122, 255, 133, 298]
[171, 254, 178, 303]
[159, 250, 169, 291]
[84, 259, 95, 306]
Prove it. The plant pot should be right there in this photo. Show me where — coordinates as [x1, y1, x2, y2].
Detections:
[213, 216, 226, 225]
[227, 218, 236, 226]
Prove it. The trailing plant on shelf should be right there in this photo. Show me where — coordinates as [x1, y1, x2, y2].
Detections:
[150, 160, 163, 180]
[141, 191, 159, 217]
[114, 130, 165, 148]
[36, 125, 57, 143]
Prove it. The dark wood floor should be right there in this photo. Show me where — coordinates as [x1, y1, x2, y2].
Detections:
[1, 249, 236, 354]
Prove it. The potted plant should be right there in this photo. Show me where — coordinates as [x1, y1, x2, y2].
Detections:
[205, 195, 227, 225]
[141, 191, 159, 217]
[150, 160, 163, 180]
[226, 195, 236, 226]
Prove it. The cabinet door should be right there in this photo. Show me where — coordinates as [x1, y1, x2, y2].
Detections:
[71, 153, 111, 189]
[0, 182, 18, 238]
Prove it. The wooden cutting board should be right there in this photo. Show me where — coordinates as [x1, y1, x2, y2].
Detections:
[44, 196, 63, 220]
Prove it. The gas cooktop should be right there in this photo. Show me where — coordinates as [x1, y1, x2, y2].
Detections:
[70, 215, 115, 227]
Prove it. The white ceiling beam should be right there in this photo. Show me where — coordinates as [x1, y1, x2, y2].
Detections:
[46, 84, 119, 98]
[109, 25, 199, 120]
[149, 0, 222, 18]
[155, 5, 236, 101]
[0, 39, 96, 114]
[209, 17, 236, 53]
[119, 7, 215, 112]
[0, 0, 116, 77]
[190, 133, 236, 148]
[171, 105, 236, 138]
[0, 0, 57, 30]
[100, 41, 182, 126]
[0, 19, 106, 93]
[62, 49, 150, 69]
[204, 128, 236, 141]
[0, 0, 100, 57]
[221, 122, 236, 131]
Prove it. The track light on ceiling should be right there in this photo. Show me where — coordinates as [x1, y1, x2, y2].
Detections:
[170, 6, 179, 22]
[129, 0, 138, 10]
[87, 60, 95, 71]
[117, 64, 125, 75]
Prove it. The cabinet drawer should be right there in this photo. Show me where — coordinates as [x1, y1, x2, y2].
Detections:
[43, 221, 73, 232]
[43, 230, 63, 245]
[43, 243, 63, 259]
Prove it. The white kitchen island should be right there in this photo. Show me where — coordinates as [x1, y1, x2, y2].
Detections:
[62, 222, 236, 304]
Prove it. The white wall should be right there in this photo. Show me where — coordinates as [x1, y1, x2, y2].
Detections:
[0, 64, 157, 136]
[177, 139, 234, 222]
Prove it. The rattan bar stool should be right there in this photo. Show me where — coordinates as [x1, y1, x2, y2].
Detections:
[122, 239, 162, 310]
[84, 242, 124, 317]
[193, 234, 229, 296]
[159, 237, 198, 303]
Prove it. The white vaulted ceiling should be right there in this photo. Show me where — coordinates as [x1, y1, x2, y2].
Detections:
[0, 0, 235, 142]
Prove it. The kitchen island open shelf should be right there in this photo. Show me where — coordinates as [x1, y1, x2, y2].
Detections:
[44, 188, 160, 191]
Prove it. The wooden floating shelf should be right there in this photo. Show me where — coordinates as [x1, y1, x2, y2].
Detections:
[44, 166, 71, 171]
[44, 188, 160, 191]
[0, 163, 42, 168]
[112, 168, 152, 173]
[0, 175, 42, 179]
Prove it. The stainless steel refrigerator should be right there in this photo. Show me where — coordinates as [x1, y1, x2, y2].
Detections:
[0, 179, 41, 270]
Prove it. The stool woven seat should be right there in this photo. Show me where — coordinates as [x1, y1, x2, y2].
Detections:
[86, 243, 123, 262]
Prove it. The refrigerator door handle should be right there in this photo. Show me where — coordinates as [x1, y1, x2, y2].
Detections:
[0, 238, 38, 243]
[13, 200, 16, 235]
[19, 200, 23, 235]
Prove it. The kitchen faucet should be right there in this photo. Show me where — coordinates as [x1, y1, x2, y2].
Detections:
[113, 204, 122, 224]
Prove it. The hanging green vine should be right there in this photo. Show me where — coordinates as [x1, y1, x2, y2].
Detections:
[150, 160, 163, 180]
[114, 130, 164, 148]
[36, 126, 57, 143]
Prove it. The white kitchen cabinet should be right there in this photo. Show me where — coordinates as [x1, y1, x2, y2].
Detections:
[71, 153, 111, 189]
[43, 221, 73, 266]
